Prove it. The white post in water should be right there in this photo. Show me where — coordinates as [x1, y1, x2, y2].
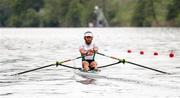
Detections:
[94, 5, 109, 27]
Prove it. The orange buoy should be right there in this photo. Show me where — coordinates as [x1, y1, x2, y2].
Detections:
[140, 51, 144, 55]
[154, 52, 158, 56]
[169, 52, 174, 58]
[127, 50, 132, 53]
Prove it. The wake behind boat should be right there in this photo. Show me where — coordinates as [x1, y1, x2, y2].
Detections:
[74, 69, 100, 79]
[74, 69, 98, 84]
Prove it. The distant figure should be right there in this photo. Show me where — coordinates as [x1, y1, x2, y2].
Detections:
[94, 6, 109, 27]
[79, 31, 98, 71]
[88, 22, 94, 27]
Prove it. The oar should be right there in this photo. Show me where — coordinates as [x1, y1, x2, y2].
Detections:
[98, 61, 121, 69]
[97, 52, 171, 75]
[12, 56, 82, 76]
[57, 63, 81, 70]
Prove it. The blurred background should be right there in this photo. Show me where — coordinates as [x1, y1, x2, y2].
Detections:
[0, 0, 180, 27]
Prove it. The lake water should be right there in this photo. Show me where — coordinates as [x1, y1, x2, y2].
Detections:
[0, 28, 180, 98]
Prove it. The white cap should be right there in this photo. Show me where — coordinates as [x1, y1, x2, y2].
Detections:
[94, 5, 99, 10]
[84, 31, 93, 37]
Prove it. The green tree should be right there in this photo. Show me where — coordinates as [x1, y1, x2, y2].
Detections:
[13, 0, 44, 14]
[40, 0, 72, 27]
[7, 9, 40, 27]
[64, 0, 95, 27]
[22, 9, 40, 27]
[166, 0, 180, 26]
[0, 0, 179, 27]
[64, 0, 81, 27]
[131, 0, 158, 26]
[0, 0, 14, 26]
[5, 0, 43, 27]
[41, 0, 95, 27]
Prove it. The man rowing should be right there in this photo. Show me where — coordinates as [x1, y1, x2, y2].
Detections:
[79, 31, 98, 71]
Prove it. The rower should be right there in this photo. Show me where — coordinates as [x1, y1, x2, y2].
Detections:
[79, 31, 98, 72]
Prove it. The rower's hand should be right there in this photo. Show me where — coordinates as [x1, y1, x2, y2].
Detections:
[93, 47, 98, 53]
[86, 49, 94, 56]
[86, 47, 98, 56]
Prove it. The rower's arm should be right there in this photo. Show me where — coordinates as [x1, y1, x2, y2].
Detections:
[79, 48, 86, 55]
[93, 44, 98, 53]
[93, 47, 98, 53]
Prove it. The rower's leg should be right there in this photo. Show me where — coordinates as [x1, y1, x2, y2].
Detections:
[90, 61, 97, 70]
[82, 61, 90, 71]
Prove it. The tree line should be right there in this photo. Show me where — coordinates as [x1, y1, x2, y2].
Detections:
[0, 0, 179, 27]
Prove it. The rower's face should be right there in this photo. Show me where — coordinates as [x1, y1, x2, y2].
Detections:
[84, 36, 93, 45]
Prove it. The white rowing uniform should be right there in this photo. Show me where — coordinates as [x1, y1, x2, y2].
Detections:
[79, 43, 98, 60]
